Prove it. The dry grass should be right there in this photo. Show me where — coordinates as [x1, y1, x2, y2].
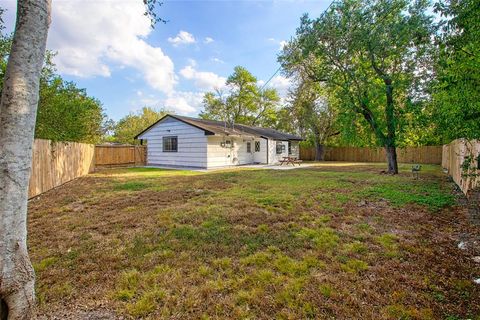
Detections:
[28, 163, 480, 319]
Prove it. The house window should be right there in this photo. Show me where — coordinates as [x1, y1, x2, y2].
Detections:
[288, 142, 292, 155]
[163, 136, 177, 152]
[276, 142, 285, 154]
[247, 142, 251, 153]
[255, 141, 260, 152]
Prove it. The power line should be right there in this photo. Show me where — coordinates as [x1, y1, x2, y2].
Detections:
[259, 0, 337, 92]
[259, 66, 282, 92]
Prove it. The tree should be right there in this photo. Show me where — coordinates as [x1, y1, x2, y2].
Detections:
[0, 1, 51, 318]
[200, 66, 281, 127]
[1, 28, 108, 144]
[287, 78, 339, 160]
[0, 9, 11, 94]
[279, 0, 435, 174]
[36, 75, 107, 143]
[432, 0, 480, 142]
[114, 107, 167, 144]
[0, 2, 162, 318]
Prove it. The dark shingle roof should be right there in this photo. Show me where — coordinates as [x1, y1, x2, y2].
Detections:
[135, 114, 303, 141]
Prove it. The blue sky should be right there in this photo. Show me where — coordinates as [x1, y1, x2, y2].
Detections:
[3, 0, 330, 121]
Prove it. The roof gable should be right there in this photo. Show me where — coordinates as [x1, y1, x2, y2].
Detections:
[134, 114, 215, 139]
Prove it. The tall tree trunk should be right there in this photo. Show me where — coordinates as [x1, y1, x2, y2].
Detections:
[0, 1, 51, 319]
[314, 140, 325, 161]
[385, 145, 398, 174]
[384, 79, 398, 174]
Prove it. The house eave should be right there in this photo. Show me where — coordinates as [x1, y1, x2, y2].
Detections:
[134, 114, 216, 139]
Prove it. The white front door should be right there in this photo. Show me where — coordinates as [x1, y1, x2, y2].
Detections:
[230, 139, 238, 165]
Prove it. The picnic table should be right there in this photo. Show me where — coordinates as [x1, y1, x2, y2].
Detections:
[279, 156, 303, 166]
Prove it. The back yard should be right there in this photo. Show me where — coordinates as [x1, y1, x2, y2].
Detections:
[29, 163, 479, 319]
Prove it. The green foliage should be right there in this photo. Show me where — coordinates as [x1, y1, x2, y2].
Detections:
[432, 0, 480, 142]
[0, 9, 10, 94]
[1, 16, 108, 143]
[36, 73, 107, 143]
[279, 0, 435, 167]
[286, 77, 339, 157]
[113, 107, 167, 144]
[200, 66, 281, 128]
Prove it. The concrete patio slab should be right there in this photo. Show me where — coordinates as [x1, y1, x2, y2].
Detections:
[143, 163, 318, 172]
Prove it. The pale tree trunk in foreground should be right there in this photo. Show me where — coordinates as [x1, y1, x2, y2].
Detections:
[0, 0, 51, 319]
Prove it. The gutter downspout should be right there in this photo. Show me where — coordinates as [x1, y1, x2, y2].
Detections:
[266, 139, 269, 164]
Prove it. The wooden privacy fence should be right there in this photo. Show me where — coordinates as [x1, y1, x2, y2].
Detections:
[28, 140, 147, 198]
[95, 145, 146, 168]
[300, 146, 443, 164]
[442, 139, 479, 196]
[29, 139, 95, 198]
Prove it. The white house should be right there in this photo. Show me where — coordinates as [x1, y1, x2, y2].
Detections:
[135, 114, 303, 169]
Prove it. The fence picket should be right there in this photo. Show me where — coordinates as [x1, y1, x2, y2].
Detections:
[299, 146, 443, 164]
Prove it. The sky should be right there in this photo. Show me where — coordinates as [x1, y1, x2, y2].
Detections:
[3, 0, 331, 121]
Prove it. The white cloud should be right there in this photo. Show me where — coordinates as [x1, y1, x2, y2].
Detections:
[129, 90, 203, 115]
[187, 58, 197, 67]
[179, 65, 226, 91]
[279, 40, 288, 50]
[163, 91, 204, 115]
[264, 75, 292, 98]
[168, 31, 196, 46]
[47, 0, 176, 94]
[211, 57, 225, 64]
[204, 37, 214, 44]
[267, 37, 288, 51]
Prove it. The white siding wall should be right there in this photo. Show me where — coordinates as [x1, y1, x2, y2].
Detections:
[207, 136, 255, 168]
[207, 136, 230, 168]
[268, 140, 289, 164]
[138, 117, 208, 168]
[289, 141, 300, 158]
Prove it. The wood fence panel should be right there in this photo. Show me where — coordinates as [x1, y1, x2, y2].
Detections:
[28, 141, 148, 198]
[300, 146, 442, 164]
[441, 139, 479, 196]
[29, 139, 95, 198]
[94, 145, 147, 167]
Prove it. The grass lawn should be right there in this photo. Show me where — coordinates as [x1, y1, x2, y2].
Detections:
[28, 163, 480, 319]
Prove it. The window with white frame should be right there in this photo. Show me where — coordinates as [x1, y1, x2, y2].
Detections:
[163, 136, 178, 152]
